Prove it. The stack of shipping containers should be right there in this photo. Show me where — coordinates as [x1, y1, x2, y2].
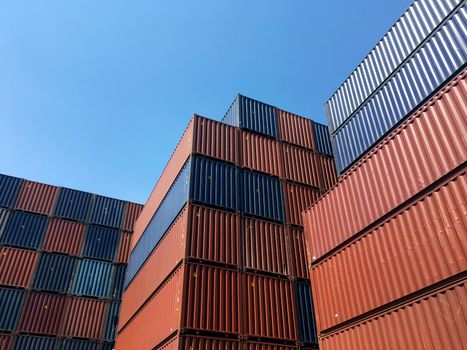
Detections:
[0, 174, 142, 350]
[304, 0, 467, 348]
[115, 95, 337, 350]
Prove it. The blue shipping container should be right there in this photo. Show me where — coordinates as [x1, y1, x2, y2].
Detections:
[312, 122, 333, 156]
[33, 253, 76, 293]
[103, 302, 120, 341]
[0, 208, 9, 234]
[13, 335, 56, 350]
[111, 264, 125, 299]
[73, 259, 113, 298]
[102, 343, 114, 350]
[82, 226, 120, 262]
[54, 188, 93, 222]
[223, 94, 278, 138]
[0, 287, 25, 331]
[0, 211, 48, 249]
[0, 174, 22, 209]
[60, 339, 99, 350]
[295, 282, 318, 344]
[90, 196, 124, 229]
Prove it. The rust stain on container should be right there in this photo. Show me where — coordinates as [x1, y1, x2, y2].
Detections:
[62, 296, 107, 339]
[42, 219, 86, 256]
[117, 231, 132, 264]
[284, 182, 319, 227]
[278, 109, 315, 150]
[0, 333, 12, 350]
[15, 180, 58, 215]
[288, 228, 308, 279]
[0, 247, 38, 288]
[240, 131, 283, 177]
[318, 155, 337, 192]
[123, 202, 143, 232]
[282, 143, 321, 188]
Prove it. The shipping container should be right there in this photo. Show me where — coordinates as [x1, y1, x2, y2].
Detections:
[32, 253, 76, 293]
[82, 226, 120, 262]
[0, 211, 48, 249]
[0, 333, 12, 350]
[90, 196, 124, 229]
[288, 228, 308, 280]
[111, 264, 125, 300]
[333, 6, 467, 173]
[324, 0, 462, 132]
[282, 144, 321, 188]
[0, 247, 38, 288]
[311, 122, 332, 157]
[311, 170, 467, 332]
[242, 170, 285, 222]
[54, 188, 93, 222]
[73, 259, 113, 298]
[277, 110, 315, 150]
[318, 155, 337, 192]
[15, 180, 58, 215]
[240, 131, 283, 177]
[0, 209, 8, 235]
[245, 341, 297, 350]
[122, 202, 142, 232]
[13, 335, 56, 350]
[0, 287, 24, 331]
[243, 217, 289, 276]
[42, 219, 86, 256]
[294, 282, 317, 345]
[60, 339, 99, 350]
[116, 231, 131, 264]
[304, 69, 467, 261]
[18, 292, 67, 335]
[62, 296, 107, 339]
[180, 335, 240, 350]
[0, 175, 21, 209]
[102, 343, 115, 350]
[104, 302, 120, 341]
[284, 182, 319, 227]
[223, 95, 278, 138]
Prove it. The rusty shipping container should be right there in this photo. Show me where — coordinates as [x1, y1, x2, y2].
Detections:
[62, 296, 107, 339]
[284, 182, 320, 227]
[240, 131, 283, 177]
[42, 219, 86, 256]
[15, 180, 58, 215]
[282, 144, 321, 188]
[0, 247, 38, 288]
[278, 110, 315, 150]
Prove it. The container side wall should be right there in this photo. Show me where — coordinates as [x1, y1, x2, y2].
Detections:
[282, 144, 321, 188]
[0, 211, 48, 249]
[15, 180, 58, 215]
[288, 228, 308, 279]
[0, 287, 24, 331]
[42, 219, 86, 256]
[278, 110, 315, 150]
[0, 247, 38, 288]
[104, 302, 120, 341]
[62, 297, 107, 339]
[54, 188, 93, 222]
[90, 195, 125, 229]
[284, 182, 320, 227]
[0, 175, 22, 209]
[295, 282, 318, 344]
[122, 202, 143, 232]
[0, 333, 12, 350]
[72, 259, 113, 298]
[32, 253, 76, 293]
[13, 335, 56, 350]
[239, 95, 278, 138]
[312, 122, 332, 156]
[116, 231, 132, 264]
[240, 131, 283, 177]
[82, 226, 120, 262]
[60, 339, 99, 350]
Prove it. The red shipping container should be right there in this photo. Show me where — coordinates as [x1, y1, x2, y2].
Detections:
[18, 292, 67, 335]
[304, 69, 467, 261]
[243, 217, 289, 276]
[246, 341, 297, 350]
[15, 180, 58, 215]
[288, 228, 308, 279]
[284, 182, 320, 227]
[42, 219, 86, 256]
[240, 131, 283, 177]
[282, 144, 321, 188]
[122, 202, 143, 232]
[311, 170, 467, 332]
[62, 296, 107, 339]
[0, 333, 12, 350]
[180, 335, 241, 350]
[318, 155, 337, 192]
[117, 231, 132, 264]
[243, 273, 297, 341]
[0, 247, 38, 288]
[277, 109, 315, 150]
[319, 280, 467, 350]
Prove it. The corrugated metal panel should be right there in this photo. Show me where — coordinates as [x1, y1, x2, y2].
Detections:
[0, 333, 12, 350]
[288, 228, 308, 279]
[318, 156, 337, 192]
[244, 217, 289, 276]
[42, 219, 86, 256]
[104, 302, 120, 341]
[32, 253, 76, 293]
[111, 264, 125, 300]
[183, 264, 241, 334]
[311, 171, 467, 332]
[15, 180, 58, 215]
[119, 206, 187, 330]
[0, 211, 48, 249]
[304, 69, 467, 261]
[82, 225, 120, 262]
[54, 188, 93, 222]
[60, 339, 99, 350]
[0, 209, 8, 236]
[180, 335, 241, 350]
[242, 170, 285, 222]
[295, 282, 317, 345]
[223, 95, 278, 138]
[193, 115, 238, 164]
[190, 156, 238, 210]
[62, 297, 107, 339]
[187, 204, 241, 266]
[115, 265, 184, 350]
[284, 182, 319, 227]
[325, 0, 462, 132]
[0, 247, 38, 288]
[73, 259, 113, 298]
[13, 335, 56, 350]
[278, 110, 315, 150]
[116, 231, 131, 264]
[90, 195, 124, 229]
[152, 336, 179, 350]
[102, 343, 115, 350]
[125, 158, 190, 288]
[240, 131, 283, 177]
[0, 175, 22, 209]
[244, 273, 297, 341]
[246, 341, 296, 350]
[0, 287, 24, 331]
[333, 7, 467, 173]
[282, 144, 321, 188]
[122, 202, 142, 232]
[18, 292, 67, 335]
[319, 281, 467, 350]
[311, 122, 332, 156]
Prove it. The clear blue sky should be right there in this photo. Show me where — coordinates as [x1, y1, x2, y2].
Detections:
[1, 0, 412, 204]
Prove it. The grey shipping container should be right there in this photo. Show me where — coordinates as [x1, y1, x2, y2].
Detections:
[0, 287, 25, 331]
[82, 225, 120, 262]
[312, 122, 333, 156]
[13, 335, 56, 350]
[104, 302, 120, 341]
[0, 211, 48, 249]
[0, 175, 22, 209]
[33, 253, 76, 293]
[295, 282, 318, 345]
[90, 196, 124, 229]
[111, 264, 125, 299]
[60, 339, 99, 350]
[54, 188, 93, 222]
[73, 259, 113, 298]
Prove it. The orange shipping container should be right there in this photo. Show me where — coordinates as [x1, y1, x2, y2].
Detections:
[278, 109, 315, 150]
[318, 155, 337, 192]
[284, 182, 320, 227]
[240, 131, 283, 177]
[15, 180, 58, 215]
[122, 202, 143, 232]
[42, 219, 86, 256]
[116, 231, 132, 264]
[282, 144, 321, 188]
[246, 341, 297, 350]
[62, 296, 107, 339]
[288, 228, 308, 279]
[0, 247, 38, 288]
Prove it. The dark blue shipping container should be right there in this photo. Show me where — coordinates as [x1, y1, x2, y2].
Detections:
[0, 208, 9, 234]
[111, 264, 125, 299]
[190, 156, 238, 211]
[13, 335, 56, 350]
[0, 174, 22, 209]
[90, 196, 124, 229]
[54, 188, 93, 222]
[82, 226, 120, 262]
[33, 253, 76, 293]
[223, 94, 278, 138]
[102, 343, 114, 350]
[242, 170, 285, 222]
[0, 287, 25, 331]
[312, 122, 332, 156]
[60, 339, 99, 350]
[295, 282, 318, 345]
[103, 302, 120, 341]
[0, 211, 48, 249]
[73, 259, 113, 298]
